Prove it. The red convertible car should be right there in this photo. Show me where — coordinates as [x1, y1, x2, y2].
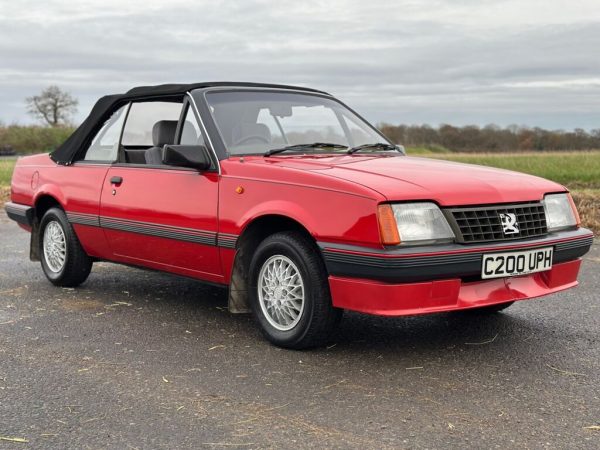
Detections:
[5, 82, 593, 348]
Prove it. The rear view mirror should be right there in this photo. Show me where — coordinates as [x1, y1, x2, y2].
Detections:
[268, 104, 293, 117]
[162, 145, 211, 171]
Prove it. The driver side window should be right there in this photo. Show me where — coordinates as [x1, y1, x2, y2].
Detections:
[83, 104, 128, 162]
[179, 105, 205, 146]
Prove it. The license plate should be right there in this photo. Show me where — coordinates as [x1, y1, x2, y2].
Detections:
[481, 247, 553, 279]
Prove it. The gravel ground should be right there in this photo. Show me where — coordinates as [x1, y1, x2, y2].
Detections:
[0, 217, 598, 449]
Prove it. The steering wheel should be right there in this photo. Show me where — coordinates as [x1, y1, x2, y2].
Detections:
[233, 135, 270, 146]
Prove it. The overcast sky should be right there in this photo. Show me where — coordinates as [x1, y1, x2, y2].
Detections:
[1, 0, 599, 130]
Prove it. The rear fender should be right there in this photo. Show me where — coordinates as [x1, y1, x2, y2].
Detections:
[29, 184, 68, 262]
[33, 184, 68, 210]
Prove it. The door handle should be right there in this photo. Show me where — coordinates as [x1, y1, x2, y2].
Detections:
[110, 176, 123, 185]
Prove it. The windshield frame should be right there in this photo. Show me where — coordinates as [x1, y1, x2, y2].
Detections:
[190, 87, 395, 159]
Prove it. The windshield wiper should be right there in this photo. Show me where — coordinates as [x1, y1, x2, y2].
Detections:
[347, 142, 400, 154]
[264, 142, 348, 156]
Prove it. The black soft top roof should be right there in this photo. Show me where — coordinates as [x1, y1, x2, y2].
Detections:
[50, 82, 328, 165]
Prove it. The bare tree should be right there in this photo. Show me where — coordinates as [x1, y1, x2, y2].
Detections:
[26, 86, 78, 127]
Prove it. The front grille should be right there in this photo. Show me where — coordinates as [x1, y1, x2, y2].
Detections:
[446, 203, 548, 244]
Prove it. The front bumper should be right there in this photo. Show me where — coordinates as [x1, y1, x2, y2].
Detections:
[319, 228, 594, 316]
[328, 259, 582, 316]
[320, 228, 593, 283]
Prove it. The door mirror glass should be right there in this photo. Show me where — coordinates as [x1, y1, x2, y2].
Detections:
[162, 145, 211, 170]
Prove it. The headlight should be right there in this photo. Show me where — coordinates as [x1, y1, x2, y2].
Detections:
[378, 202, 455, 245]
[543, 193, 579, 232]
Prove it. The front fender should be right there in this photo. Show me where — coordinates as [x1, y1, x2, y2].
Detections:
[219, 178, 382, 247]
[237, 199, 315, 237]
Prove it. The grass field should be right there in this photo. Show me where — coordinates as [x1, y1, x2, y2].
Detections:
[1, 153, 598, 232]
[411, 150, 600, 232]
[0, 158, 15, 204]
[0, 158, 15, 186]
[411, 150, 600, 190]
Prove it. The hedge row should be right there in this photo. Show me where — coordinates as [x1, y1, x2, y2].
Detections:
[0, 125, 75, 154]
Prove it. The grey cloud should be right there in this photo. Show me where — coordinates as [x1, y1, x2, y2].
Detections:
[0, 0, 598, 130]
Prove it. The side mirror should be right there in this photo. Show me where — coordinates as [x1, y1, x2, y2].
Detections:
[162, 145, 211, 171]
[395, 144, 406, 155]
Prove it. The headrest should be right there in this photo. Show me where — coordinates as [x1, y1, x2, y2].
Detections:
[152, 120, 178, 146]
[233, 123, 271, 144]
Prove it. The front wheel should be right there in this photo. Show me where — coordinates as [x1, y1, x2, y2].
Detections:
[249, 231, 342, 349]
[39, 207, 93, 287]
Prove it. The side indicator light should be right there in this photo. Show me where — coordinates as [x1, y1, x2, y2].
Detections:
[377, 204, 401, 245]
[567, 193, 581, 227]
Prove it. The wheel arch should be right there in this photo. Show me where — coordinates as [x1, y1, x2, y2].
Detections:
[227, 213, 324, 314]
[29, 192, 65, 261]
[35, 194, 63, 218]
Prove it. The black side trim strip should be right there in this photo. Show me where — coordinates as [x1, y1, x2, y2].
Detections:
[65, 211, 239, 248]
[67, 212, 101, 227]
[217, 233, 238, 249]
[5, 202, 34, 226]
[100, 217, 217, 246]
[323, 251, 482, 269]
[555, 236, 594, 251]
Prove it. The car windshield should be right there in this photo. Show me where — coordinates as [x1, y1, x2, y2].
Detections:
[204, 90, 391, 156]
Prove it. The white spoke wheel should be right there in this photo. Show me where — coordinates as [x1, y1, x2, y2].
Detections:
[258, 255, 305, 331]
[249, 231, 343, 349]
[43, 221, 67, 273]
[39, 207, 93, 287]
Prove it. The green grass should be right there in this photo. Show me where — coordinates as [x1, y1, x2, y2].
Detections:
[415, 151, 600, 190]
[1, 152, 598, 231]
[0, 158, 16, 187]
[2, 151, 599, 189]
[415, 150, 600, 232]
[405, 145, 451, 155]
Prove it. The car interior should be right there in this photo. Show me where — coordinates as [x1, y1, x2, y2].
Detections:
[108, 96, 204, 165]
[84, 97, 309, 165]
[124, 120, 176, 165]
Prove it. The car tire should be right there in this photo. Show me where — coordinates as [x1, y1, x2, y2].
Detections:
[465, 301, 515, 314]
[249, 231, 342, 349]
[39, 207, 93, 287]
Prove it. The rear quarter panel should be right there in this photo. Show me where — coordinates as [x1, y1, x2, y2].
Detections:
[10, 154, 111, 258]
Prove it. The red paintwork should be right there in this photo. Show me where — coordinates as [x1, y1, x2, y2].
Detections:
[227, 154, 566, 206]
[8, 150, 590, 315]
[328, 259, 582, 316]
[101, 166, 222, 283]
[11, 154, 111, 258]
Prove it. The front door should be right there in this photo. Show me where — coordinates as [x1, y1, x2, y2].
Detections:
[99, 100, 223, 283]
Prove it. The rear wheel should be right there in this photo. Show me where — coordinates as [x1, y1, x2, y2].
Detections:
[39, 207, 92, 287]
[249, 231, 342, 349]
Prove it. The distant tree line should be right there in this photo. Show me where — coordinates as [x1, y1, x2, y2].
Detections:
[2, 86, 600, 154]
[378, 123, 600, 152]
